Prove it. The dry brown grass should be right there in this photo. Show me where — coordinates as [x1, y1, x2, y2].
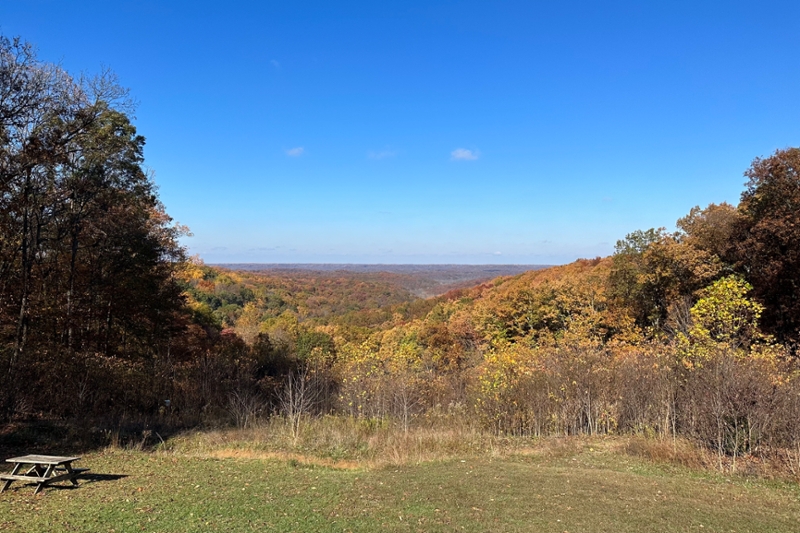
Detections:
[203, 449, 362, 469]
[159, 415, 627, 471]
[162, 414, 512, 468]
[622, 435, 711, 469]
[619, 435, 800, 481]
[157, 415, 800, 482]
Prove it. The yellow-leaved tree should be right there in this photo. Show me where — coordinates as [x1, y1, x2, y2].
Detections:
[677, 276, 766, 366]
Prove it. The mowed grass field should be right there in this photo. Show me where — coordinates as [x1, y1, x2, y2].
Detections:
[1, 439, 799, 533]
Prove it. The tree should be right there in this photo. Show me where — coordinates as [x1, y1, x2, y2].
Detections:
[607, 228, 666, 329]
[676, 202, 740, 263]
[1, 37, 102, 390]
[732, 148, 800, 344]
[608, 214, 731, 337]
[677, 276, 764, 364]
[0, 36, 187, 419]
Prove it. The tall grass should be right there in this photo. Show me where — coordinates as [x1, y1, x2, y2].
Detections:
[154, 413, 800, 481]
[162, 412, 534, 467]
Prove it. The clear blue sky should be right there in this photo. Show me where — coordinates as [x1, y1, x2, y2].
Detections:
[3, 1, 799, 264]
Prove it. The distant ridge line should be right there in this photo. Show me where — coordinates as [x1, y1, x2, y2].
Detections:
[210, 263, 552, 274]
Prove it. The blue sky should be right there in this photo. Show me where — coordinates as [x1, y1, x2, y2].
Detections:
[3, 1, 800, 264]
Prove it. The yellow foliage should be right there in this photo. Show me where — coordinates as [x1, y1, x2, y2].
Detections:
[677, 276, 768, 367]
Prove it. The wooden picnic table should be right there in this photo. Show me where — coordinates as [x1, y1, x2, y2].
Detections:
[1, 455, 89, 494]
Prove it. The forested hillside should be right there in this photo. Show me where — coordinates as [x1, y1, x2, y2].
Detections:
[181, 264, 429, 335]
[4, 35, 800, 469]
[177, 147, 800, 464]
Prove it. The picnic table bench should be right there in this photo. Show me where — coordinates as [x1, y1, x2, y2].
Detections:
[1, 455, 89, 494]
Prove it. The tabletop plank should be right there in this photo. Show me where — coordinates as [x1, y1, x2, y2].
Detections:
[5, 455, 80, 464]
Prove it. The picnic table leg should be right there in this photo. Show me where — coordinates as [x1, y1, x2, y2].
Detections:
[33, 464, 54, 495]
[1, 463, 22, 493]
[65, 462, 80, 486]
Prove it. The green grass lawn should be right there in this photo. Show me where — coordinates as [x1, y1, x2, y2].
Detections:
[1, 445, 799, 532]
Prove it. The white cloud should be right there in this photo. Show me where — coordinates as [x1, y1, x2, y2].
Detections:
[270, 59, 280, 68]
[368, 149, 397, 160]
[451, 148, 479, 161]
[286, 147, 304, 157]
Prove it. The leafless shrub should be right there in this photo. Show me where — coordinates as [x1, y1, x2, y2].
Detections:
[614, 346, 676, 438]
[678, 351, 781, 470]
[388, 374, 423, 434]
[279, 366, 322, 443]
[227, 389, 266, 429]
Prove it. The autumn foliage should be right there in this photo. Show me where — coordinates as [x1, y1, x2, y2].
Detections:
[4, 36, 800, 467]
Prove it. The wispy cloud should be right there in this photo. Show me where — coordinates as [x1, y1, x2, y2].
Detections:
[451, 148, 479, 161]
[286, 147, 304, 157]
[270, 59, 280, 68]
[368, 149, 397, 160]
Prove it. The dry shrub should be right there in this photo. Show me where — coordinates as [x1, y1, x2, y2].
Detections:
[614, 345, 676, 437]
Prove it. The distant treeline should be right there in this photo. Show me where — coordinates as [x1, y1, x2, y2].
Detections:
[211, 263, 548, 298]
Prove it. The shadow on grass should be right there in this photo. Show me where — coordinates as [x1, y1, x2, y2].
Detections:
[1, 473, 129, 494]
[79, 473, 128, 483]
[0, 418, 187, 461]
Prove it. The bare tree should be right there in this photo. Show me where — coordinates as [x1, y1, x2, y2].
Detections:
[279, 365, 321, 443]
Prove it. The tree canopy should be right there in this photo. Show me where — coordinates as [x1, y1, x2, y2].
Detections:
[732, 148, 800, 344]
[0, 36, 188, 419]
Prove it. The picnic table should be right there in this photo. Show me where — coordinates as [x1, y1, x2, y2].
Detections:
[1, 455, 89, 494]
